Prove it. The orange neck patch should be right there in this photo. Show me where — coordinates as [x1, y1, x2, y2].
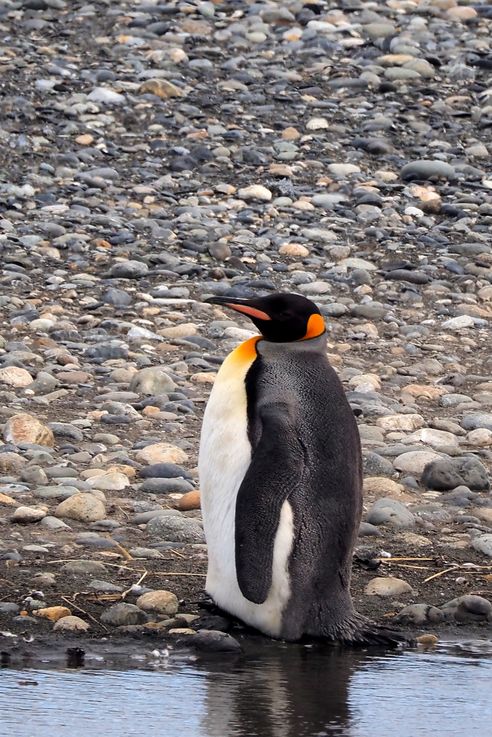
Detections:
[229, 336, 261, 365]
[302, 313, 325, 340]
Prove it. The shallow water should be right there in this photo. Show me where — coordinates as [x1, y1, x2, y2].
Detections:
[1, 639, 491, 737]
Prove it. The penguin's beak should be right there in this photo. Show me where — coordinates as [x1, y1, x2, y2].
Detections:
[205, 296, 272, 322]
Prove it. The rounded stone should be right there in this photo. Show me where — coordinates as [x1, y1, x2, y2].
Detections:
[55, 494, 106, 522]
[129, 367, 176, 395]
[0, 367, 33, 388]
[366, 498, 415, 529]
[4, 413, 55, 447]
[136, 443, 188, 465]
[393, 451, 443, 476]
[364, 576, 413, 597]
[100, 603, 147, 627]
[11, 506, 47, 523]
[136, 590, 179, 616]
[53, 615, 90, 632]
[400, 160, 456, 182]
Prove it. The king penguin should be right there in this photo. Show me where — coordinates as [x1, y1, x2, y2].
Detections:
[199, 292, 401, 645]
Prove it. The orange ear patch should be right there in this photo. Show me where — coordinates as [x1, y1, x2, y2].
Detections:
[227, 304, 272, 321]
[303, 313, 325, 339]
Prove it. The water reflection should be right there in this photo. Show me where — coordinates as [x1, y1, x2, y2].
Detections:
[0, 639, 491, 737]
[199, 641, 379, 737]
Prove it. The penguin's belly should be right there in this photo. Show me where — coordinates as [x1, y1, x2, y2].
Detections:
[198, 338, 294, 637]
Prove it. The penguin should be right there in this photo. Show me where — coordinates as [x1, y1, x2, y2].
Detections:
[199, 292, 401, 645]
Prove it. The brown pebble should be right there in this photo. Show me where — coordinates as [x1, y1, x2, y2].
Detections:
[416, 634, 439, 647]
[177, 490, 201, 511]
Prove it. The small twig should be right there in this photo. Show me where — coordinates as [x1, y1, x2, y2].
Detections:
[40, 559, 145, 571]
[423, 566, 459, 583]
[151, 572, 206, 577]
[386, 564, 432, 570]
[169, 549, 186, 559]
[112, 542, 133, 561]
[121, 570, 148, 600]
[380, 557, 435, 563]
[60, 595, 109, 632]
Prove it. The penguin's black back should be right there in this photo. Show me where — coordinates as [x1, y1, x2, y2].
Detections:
[235, 335, 363, 641]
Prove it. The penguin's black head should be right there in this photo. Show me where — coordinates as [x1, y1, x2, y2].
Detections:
[205, 292, 325, 343]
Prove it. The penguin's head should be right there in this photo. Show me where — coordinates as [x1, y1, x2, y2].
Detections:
[205, 292, 325, 343]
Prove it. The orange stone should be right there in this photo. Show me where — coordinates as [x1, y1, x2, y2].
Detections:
[4, 413, 55, 447]
[34, 606, 71, 622]
[177, 490, 201, 511]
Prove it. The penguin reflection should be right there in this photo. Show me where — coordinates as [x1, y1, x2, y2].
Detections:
[199, 642, 371, 737]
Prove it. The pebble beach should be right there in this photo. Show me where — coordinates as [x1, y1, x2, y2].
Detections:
[1, 0, 492, 656]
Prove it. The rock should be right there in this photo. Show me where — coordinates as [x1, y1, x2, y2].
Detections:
[55, 494, 106, 522]
[406, 428, 459, 450]
[0, 366, 33, 387]
[100, 603, 147, 627]
[87, 87, 125, 105]
[109, 260, 148, 278]
[129, 367, 176, 395]
[141, 478, 193, 494]
[138, 79, 183, 99]
[279, 243, 310, 258]
[11, 506, 47, 523]
[441, 595, 492, 622]
[400, 160, 456, 181]
[146, 514, 205, 543]
[395, 604, 443, 625]
[366, 498, 415, 529]
[61, 561, 108, 575]
[136, 590, 179, 616]
[4, 413, 55, 447]
[376, 414, 425, 432]
[237, 185, 272, 202]
[53, 615, 90, 632]
[139, 463, 191, 479]
[442, 315, 475, 330]
[363, 452, 394, 476]
[184, 630, 242, 653]
[471, 534, 492, 557]
[422, 457, 490, 491]
[328, 163, 360, 177]
[363, 477, 405, 497]
[462, 413, 492, 432]
[136, 443, 188, 465]
[467, 429, 492, 447]
[86, 472, 130, 491]
[176, 490, 201, 511]
[33, 606, 71, 622]
[393, 451, 443, 475]
[0, 493, 16, 506]
[0, 452, 26, 474]
[364, 577, 413, 597]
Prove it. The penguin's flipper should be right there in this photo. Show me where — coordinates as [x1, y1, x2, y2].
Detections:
[235, 401, 304, 605]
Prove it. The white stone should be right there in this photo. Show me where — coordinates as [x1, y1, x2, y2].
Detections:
[86, 472, 130, 491]
[328, 163, 361, 177]
[365, 576, 413, 597]
[406, 428, 459, 449]
[376, 414, 425, 432]
[88, 87, 125, 105]
[393, 451, 443, 475]
[0, 367, 34, 388]
[12, 506, 47, 523]
[306, 117, 329, 130]
[237, 185, 272, 202]
[442, 315, 474, 329]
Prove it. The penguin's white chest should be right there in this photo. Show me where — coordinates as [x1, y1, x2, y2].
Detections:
[198, 338, 294, 637]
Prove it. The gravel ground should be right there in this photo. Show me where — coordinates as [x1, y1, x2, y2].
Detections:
[1, 0, 492, 654]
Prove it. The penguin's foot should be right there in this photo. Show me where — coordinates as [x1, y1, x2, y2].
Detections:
[334, 613, 411, 649]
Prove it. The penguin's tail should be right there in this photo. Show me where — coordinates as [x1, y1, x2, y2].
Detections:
[329, 612, 411, 649]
